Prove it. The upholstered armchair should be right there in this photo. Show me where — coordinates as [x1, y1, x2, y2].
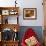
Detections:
[21, 28, 41, 46]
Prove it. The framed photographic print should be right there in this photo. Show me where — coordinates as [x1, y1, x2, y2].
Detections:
[23, 8, 37, 20]
[2, 10, 9, 15]
[9, 9, 18, 15]
[9, 10, 15, 15]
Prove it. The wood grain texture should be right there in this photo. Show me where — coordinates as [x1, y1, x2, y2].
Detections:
[0, 24, 19, 32]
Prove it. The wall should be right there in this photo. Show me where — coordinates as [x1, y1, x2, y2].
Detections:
[18, 0, 44, 26]
[0, 0, 44, 26]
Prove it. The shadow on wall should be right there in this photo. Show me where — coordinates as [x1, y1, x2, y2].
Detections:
[18, 26, 44, 44]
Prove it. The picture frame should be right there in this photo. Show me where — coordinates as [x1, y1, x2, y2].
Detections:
[2, 10, 9, 15]
[9, 10, 18, 15]
[9, 10, 15, 15]
[23, 8, 37, 20]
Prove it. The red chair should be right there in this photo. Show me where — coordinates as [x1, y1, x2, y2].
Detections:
[21, 28, 41, 46]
